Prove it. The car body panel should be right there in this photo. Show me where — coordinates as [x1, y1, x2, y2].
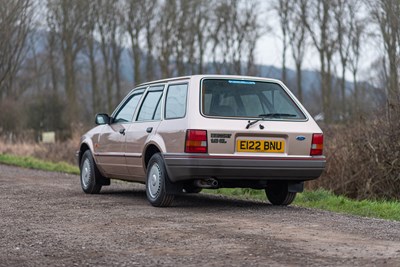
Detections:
[125, 121, 162, 180]
[95, 123, 129, 177]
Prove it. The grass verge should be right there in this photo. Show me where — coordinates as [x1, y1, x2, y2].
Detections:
[0, 153, 79, 175]
[204, 188, 400, 221]
[1, 153, 399, 221]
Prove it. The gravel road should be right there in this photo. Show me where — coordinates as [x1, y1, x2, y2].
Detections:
[0, 164, 399, 266]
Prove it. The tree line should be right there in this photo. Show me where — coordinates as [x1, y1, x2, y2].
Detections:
[0, 0, 399, 136]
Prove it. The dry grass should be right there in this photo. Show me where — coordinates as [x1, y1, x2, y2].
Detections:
[0, 131, 81, 165]
[309, 115, 400, 201]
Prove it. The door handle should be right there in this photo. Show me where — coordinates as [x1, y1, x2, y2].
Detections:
[119, 128, 126, 135]
[146, 127, 153, 133]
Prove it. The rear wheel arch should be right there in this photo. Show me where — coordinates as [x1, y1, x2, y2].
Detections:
[143, 144, 162, 170]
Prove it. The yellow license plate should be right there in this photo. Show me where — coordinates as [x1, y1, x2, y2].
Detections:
[236, 140, 285, 153]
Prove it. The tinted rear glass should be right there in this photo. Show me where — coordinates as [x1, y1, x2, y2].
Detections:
[202, 79, 306, 120]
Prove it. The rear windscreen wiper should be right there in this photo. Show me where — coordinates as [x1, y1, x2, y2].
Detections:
[246, 118, 264, 129]
[246, 113, 297, 129]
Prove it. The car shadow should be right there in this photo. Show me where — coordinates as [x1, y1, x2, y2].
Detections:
[99, 185, 298, 211]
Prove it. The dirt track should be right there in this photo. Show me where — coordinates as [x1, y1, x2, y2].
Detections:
[0, 164, 399, 266]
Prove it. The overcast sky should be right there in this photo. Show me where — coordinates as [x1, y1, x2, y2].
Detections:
[254, 2, 381, 81]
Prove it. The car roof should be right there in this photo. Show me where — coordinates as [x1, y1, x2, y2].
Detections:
[135, 75, 283, 88]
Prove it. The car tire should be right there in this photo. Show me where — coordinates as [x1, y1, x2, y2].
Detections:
[265, 181, 296, 206]
[146, 153, 174, 207]
[183, 183, 202, 193]
[80, 150, 102, 194]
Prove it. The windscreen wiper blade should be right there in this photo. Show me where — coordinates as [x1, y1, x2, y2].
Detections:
[258, 113, 297, 118]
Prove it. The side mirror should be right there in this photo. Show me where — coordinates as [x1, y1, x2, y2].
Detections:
[95, 113, 110, 125]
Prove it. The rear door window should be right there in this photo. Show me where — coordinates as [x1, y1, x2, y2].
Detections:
[136, 86, 164, 121]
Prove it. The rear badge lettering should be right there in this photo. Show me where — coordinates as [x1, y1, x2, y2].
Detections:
[211, 138, 227, 144]
[211, 133, 231, 144]
[211, 133, 231, 138]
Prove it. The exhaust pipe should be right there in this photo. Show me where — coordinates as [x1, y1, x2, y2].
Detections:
[194, 178, 219, 188]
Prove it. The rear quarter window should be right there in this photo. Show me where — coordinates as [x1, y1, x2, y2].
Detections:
[165, 83, 188, 119]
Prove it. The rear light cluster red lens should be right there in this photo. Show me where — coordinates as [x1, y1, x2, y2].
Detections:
[185, 130, 208, 153]
[310, 133, 324, 156]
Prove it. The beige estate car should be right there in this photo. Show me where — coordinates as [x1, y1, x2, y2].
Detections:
[77, 75, 325, 207]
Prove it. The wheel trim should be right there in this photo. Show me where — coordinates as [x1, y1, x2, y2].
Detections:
[148, 163, 161, 199]
[81, 158, 91, 188]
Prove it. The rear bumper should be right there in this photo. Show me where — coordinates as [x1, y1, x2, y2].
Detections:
[163, 153, 326, 183]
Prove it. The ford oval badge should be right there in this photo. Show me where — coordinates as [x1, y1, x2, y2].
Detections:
[296, 136, 306, 141]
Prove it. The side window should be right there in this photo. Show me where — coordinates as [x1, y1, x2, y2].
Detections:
[113, 93, 143, 123]
[137, 89, 163, 121]
[153, 100, 162, 120]
[165, 84, 188, 119]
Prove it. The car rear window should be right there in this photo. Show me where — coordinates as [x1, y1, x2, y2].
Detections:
[201, 79, 306, 120]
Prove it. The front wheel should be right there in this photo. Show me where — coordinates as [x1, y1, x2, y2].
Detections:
[80, 150, 103, 194]
[265, 181, 296, 206]
[146, 153, 174, 207]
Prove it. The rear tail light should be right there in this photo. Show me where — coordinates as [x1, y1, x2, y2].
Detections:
[185, 130, 208, 153]
[310, 133, 323, 156]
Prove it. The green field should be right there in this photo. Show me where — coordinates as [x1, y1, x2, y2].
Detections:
[1, 153, 399, 221]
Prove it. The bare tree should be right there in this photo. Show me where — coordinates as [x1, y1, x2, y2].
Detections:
[174, 0, 189, 76]
[0, 0, 32, 99]
[142, 1, 158, 81]
[348, 16, 365, 117]
[126, 0, 145, 85]
[211, 0, 241, 74]
[210, 0, 261, 75]
[156, 0, 178, 78]
[110, 4, 125, 103]
[303, 0, 338, 123]
[96, 0, 125, 111]
[274, 0, 290, 83]
[333, 0, 361, 118]
[287, 0, 309, 102]
[46, 22, 60, 95]
[191, 0, 211, 74]
[369, 0, 400, 119]
[97, 1, 114, 111]
[174, 0, 208, 76]
[47, 0, 86, 125]
[81, 2, 101, 114]
[241, 0, 262, 76]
